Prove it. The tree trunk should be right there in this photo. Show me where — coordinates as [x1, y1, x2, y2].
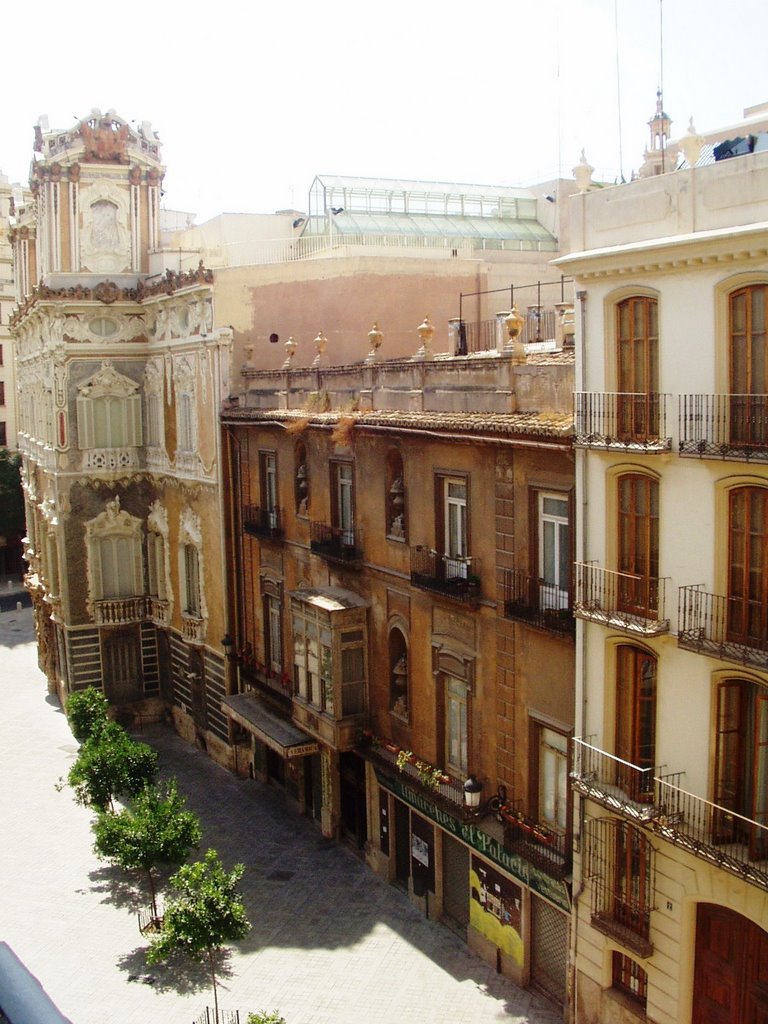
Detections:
[208, 948, 218, 1022]
[146, 868, 157, 920]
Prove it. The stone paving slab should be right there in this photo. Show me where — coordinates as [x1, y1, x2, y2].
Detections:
[0, 606, 564, 1024]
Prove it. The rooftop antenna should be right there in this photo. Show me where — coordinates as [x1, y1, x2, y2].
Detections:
[659, 0, 666, 173]
[614, 0, 625, 182]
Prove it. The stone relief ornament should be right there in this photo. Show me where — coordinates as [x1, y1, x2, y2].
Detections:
[62, 313, 145, 343]
[143, 358, 164, 396]
[78, 361, 139, 398]
[79, 180, 131, 274]
[187, 299, 201, 335]
[147, 499, 168, 535]
[164, 353, 173, 403]
[154, 307, 169, 340]
[173, 356, 195, 394]
[179, 506, 202, 547]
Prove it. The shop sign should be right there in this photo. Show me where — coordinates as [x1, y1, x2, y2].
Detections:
[376, 770, 570, 913]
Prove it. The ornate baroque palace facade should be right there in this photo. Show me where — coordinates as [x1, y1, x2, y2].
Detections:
[10, 111, 235, 763]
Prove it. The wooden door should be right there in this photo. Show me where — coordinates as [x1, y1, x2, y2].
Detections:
[693, 904, 768, 1024]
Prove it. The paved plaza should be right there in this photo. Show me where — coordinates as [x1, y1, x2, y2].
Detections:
[0, 605, 563, 1024]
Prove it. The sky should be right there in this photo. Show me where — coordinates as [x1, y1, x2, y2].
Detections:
[2, 0, 766, 223]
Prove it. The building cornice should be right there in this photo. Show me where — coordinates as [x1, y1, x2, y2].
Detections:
[554, 221, 768, 281]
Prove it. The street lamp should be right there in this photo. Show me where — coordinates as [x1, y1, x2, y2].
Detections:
[221, 633, 234, 659]
[463, 775, 507, 820]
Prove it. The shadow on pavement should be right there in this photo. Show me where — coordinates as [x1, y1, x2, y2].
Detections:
[122, 723, 561, 1021]
[115, 944, 234, 997]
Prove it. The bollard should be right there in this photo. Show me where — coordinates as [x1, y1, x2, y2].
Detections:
[7, 581, 11, 591]
[16, 601, 22, 612]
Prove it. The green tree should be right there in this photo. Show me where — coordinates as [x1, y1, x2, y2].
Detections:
[92, 779, 202, 919]
[0, 451, 24, 538]
[248, 1013, 286, 1024]
[146, 849, 250, 1021]
[65, 686, 110, 743]
[65, 721, 158, 812]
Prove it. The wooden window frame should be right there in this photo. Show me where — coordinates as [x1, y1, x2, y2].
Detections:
[727, 487, 768, 645]
[530, 717, 571, 834]
[615, 645, 657, 799]
[330, 460, 355, 543]
[617, 473, 659, 617]
[435, 472, 470, 578]
[611, 951, 648, 1008]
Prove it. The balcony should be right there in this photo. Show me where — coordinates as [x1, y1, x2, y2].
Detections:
[574, 562, 669, 635]
[147, 597, 170, 627]
[501, 807, 572, 879]
[571, 739, 662, 821]
[180, 614, 206, 644]
[572, 739, 768, 893]
[309, 522, 363, 566]
[502, 570, 575, 638]
[679, 393, 768, 462]
[678, 584, 768, 670]
[93, 596, 147, 625]
[242, 504, 284, 541]
[239, 658, 292, 702]
[574, 392, 672, 452]
[83, 447, 141, 471]
[410, 547, 481, 605]
[360, 738, 465, 814]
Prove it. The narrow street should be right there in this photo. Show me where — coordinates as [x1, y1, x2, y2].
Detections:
[0, 605, 563, 1024]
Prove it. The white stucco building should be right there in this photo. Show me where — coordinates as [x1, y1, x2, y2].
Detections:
[557, 113, 768, 1023]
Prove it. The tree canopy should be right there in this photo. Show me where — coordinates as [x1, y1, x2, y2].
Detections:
[66, 721, 158, 811]
[0, 452, 24, 538]
[147, 849, 250, 1019]
[65, 686, 110, 743]
[92, 779, 201, 918]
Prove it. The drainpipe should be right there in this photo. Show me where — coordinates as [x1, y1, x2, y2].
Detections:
[570, 288, 589, 1024]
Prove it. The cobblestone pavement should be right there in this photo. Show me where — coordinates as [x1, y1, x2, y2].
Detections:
[0, 606, 564, 1024]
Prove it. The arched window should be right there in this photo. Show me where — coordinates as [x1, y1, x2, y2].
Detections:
[85, 496, 143, 606]
[713, 677, 768, 859]
[618, 473, 659, 617]
[728, 486, 768, 646]
[294, 441, 309, 516]
[616, 296, 659, 440]
[388, 627, 408, 719]
[612, 952, 648, 1009]
[729, 284, 767, 446]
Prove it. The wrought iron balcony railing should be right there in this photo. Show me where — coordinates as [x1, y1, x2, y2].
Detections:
[502, 569, 574, 638]
[360, 739, 465, 812]
[242, 503, 284, 540]
[574, 392, 672, 451]
[501, 808, 572, 879]
[309, 522, 363, 564]
[678, 584, 768, 670]
[572, 738, 768, 893]
[93, 596, 147, 625]
[571, 739, 662, 817]
[679, 393, 768, 462]
[410, 546, 481, 604]
[574, 562, 669, 635]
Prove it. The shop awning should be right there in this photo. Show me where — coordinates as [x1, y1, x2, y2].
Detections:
[221, 693, 318, 758]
